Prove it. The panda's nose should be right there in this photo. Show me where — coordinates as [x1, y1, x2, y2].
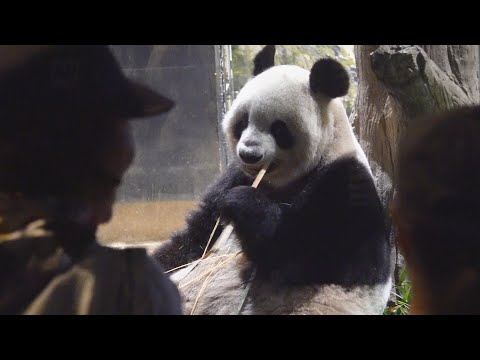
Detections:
[239, 151, 263, 164]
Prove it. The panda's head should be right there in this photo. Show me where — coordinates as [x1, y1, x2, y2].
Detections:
[223, 45, 350, 188]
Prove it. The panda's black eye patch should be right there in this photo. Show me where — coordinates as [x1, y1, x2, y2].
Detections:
[270, 120, 294, 149]
[233, 114, 248, 140]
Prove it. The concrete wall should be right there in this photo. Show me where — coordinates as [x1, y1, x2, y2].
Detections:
[110, 45, 222, 202]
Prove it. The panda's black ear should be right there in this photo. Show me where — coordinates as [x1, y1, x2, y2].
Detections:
[253, 45, 276, 76]
[309, 58, 349, 98]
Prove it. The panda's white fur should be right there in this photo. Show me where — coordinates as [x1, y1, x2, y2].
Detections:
[224, 64, 370, 188]
[171, 233, 391, 315]
[155, 46, 392, 315]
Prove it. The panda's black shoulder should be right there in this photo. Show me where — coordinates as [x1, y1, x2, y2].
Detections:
[306, 156, 382, 212]
[316, 155, 372, 181]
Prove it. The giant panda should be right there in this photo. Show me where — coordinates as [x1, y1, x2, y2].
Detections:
[154, 45, 392, 315]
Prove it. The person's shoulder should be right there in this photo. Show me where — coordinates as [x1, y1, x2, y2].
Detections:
[81, 243, 183, 314]
[123, 246, 184, 315]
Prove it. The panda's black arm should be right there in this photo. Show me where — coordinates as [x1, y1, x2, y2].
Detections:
[223, 157, 390, 286]
[152, 165, 250, 270]
[268, 158, 389, 285]
[269, 159, 390, 286]
[218, 185, 284, 263]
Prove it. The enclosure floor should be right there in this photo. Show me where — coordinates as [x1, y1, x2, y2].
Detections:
[98, 200, 197, 248]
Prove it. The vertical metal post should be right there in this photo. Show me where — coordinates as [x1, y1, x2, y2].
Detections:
[214, 45, 235, 170]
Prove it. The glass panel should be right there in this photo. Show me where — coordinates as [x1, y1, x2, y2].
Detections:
[98, 45, 355, 248]
[98, 45, 222, 247]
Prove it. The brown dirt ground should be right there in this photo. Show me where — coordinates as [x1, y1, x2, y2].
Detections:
[98, 200, 197, 247]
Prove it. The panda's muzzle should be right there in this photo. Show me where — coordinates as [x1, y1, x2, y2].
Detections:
[239, 150, 264, 164]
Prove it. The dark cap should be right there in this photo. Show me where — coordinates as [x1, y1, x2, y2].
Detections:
[0, 45, 174, 121]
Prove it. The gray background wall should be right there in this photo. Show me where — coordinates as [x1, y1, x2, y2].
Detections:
[109, 45, 222, 202]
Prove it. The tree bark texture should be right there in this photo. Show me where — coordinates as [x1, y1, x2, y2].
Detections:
[351, 45, 480, 284]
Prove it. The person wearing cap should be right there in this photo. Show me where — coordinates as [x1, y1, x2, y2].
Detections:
[0, 45, 182, 314]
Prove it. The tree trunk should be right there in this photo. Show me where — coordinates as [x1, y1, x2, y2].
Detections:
[351, 45, 480, 286]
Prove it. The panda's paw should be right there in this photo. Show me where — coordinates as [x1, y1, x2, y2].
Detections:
[218, 186, 280, 240]
[219, 186, 266, 222]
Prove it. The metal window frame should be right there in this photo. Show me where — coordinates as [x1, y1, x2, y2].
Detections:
[214, 45, 235, 171]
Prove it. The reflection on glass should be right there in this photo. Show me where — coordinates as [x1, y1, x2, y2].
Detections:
[99, 45, 222, 247]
